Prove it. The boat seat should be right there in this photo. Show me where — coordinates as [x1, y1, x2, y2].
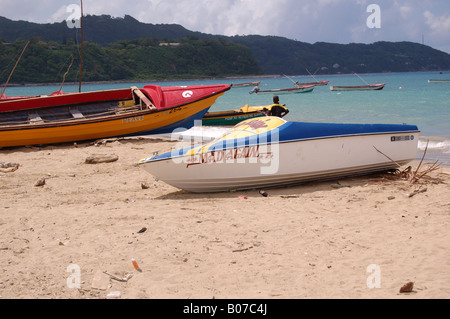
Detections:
[131, 86, 157, 110]
[142, 85, 165, 109]
[118, 100, 136, 108]
[29, 112, 43, 124]
[69, 108, 85, 119]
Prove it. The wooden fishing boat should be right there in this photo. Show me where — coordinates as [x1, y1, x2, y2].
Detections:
[329, 83, 385, 91]
[231, 81, 261, 88]
[295, 80, 329, 86]
[202, 104, 271, 126]
[294, 68, 329, 87]
[428, 79, 450, 83]
[0, 84, 230, 147]
[284, 70, 328, 87]
[137, 117, 419, 192]
[249, 85, 314, 95]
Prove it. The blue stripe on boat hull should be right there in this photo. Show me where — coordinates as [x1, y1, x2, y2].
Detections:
[144, 121, 420, 162]
[278, 122, 419, 142]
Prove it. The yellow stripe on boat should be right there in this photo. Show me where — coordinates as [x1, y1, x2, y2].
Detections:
[187, 117, 286, 155]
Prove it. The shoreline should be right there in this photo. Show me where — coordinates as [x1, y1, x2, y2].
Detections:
[0, 137, 449, 299]
[2, 70, 448, 88]
[1, 74, 279, 88]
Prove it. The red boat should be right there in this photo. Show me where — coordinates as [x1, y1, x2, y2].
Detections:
[295, 80, 329, 86]
[0, 84, 230, 147]
[0, 85, 229, 112]
[231, 80, 261, 88]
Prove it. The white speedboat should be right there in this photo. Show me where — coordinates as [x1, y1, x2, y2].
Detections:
[137, 117, 420, 192]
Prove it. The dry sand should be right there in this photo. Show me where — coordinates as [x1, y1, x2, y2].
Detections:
[0, 137, 449, 299]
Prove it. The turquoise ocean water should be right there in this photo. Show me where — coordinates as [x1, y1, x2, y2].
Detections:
[3, 71, 450, 166]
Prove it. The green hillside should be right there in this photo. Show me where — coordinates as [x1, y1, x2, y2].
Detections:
[0, 37, 262, 84]
[230, 35, 450, 75]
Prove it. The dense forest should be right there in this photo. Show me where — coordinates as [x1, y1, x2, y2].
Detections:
[0, 37, 262, 84]
[1, 15, 450, 84]
[230, 35, 450, 75]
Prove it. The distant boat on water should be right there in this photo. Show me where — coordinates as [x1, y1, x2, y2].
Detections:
[330, 73, 385, 91]
[295, 80, 329, 87]
[428, 79, 450, 83]
[249, 85, 314, 95]
[285, 70, 329, 87]
[231, 81, 261, 88]
[330, 83, 385, 91]
[292, 71, 329, 87]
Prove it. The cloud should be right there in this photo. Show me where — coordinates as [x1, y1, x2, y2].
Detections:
[136, 0, 286, 36]
[50, 5, 72, 23]
[424, 10, 450, 53]
[424, 10, 450, 32]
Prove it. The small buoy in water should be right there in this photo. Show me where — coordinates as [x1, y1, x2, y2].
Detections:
[399, 86, 403, 89]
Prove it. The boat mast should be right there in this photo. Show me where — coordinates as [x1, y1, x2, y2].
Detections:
[59, 55, 74, 93]
[283, 74, 297, 85]
[306, 68, 320, 82]
[354, 73, 369, 85]
[1, 40, 30, 97]
[78, 0, 84, 92]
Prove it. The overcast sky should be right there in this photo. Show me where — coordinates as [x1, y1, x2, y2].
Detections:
[1, 0, 449, 53]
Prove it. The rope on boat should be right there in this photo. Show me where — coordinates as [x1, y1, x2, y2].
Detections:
[1, 40, 30, 97]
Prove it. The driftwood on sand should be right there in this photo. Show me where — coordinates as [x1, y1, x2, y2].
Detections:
[373, 141, 441, 184]
[85, 154, 119, 164]
[0, 162, 20, 173]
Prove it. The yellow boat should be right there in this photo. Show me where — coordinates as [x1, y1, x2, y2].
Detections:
[0, 84, 230, 147]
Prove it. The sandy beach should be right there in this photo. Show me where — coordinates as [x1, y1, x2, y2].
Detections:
[0, 136, 449, 299]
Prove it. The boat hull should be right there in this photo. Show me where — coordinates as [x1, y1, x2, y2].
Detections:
[231, 81, 261, 88]
[428, 79, 450, 83]
[251, 85, 314, 95]
[202, 104, 270, 126]
[0, 85, 230, 147]
[202, 111, 264, 126]
[138, 118, 420, 192]
[330, 84, 385, 91]
[295, 81, 329, 86]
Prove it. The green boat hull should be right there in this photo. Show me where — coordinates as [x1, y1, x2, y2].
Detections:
[202, 112, 265, 126]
